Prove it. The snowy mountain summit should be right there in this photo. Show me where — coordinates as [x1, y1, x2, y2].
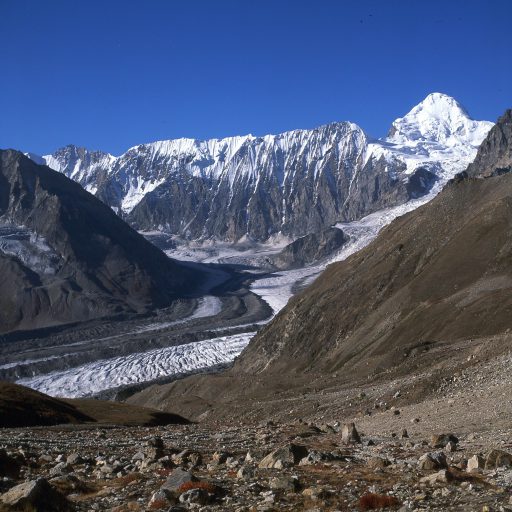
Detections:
[32, 93, 493, 242]
[388, 92, 491, 146]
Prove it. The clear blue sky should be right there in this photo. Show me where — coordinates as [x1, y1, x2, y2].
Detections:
[1, 0, 510, 156]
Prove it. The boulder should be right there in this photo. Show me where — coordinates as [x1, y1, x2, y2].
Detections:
[179, 488, 210, 505]
[161, 468, 198, 493]
[211, 451, 230, 465]
[430, 434, 458, 449]
[258, 444, 308, 469]
[49, 462, 72, 477]
[467, 454, 485, 472]
[0, 478, 70, 511]
[145, 436, 165, 460]
[237, 465, 255, 479]
[269, 475, 300, 492]
[420, 469, 453, 485]
[484, 449, 512, 470]
[65, 453, 83, 465]
[418, 452, 447, 470]
[149, 489, 175, 507]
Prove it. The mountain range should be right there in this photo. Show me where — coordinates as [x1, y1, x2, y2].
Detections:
[31, 93, 493, 242]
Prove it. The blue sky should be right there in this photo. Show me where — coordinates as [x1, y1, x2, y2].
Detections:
[1, 0, 510, 155]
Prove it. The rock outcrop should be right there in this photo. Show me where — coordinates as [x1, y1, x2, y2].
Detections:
[269, 227, 347, 270]
[466, 109, 512, 178]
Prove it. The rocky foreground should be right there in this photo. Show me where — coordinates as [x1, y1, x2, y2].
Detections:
[1, 420, 512, 511]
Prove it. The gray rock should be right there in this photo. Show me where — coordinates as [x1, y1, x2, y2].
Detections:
[132, 451, 145, 461]
[269, 475, 300, 492]
[444, 440, 457, 452]
[341, 423, 361, 444]
[467, 454, 485, 472]
[237, 465, 255, 479]
[0, 478, 70, 511]
[299, 451, 324, 466]
[418, 452, 447, 470]
[179, 488, 210, 505]
[149, 489, 175, 507]
[65, 453, 83, 465]
[145, 436, 165, 460]
[467, 109, 512, 178]
[49, 462, 72, 477]
[430, 433, 458, 449]
[484, 449, 512, 469]
[161, 468, 198, 493]
[211, 451, 230, 465]
[258, 444, 308, 469]
[420, 469, 453, 485]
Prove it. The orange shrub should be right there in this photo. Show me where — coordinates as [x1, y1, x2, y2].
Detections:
[359, 493, 401, 510]
[177, 481, 217, 494]
[148, 498, 169, 510]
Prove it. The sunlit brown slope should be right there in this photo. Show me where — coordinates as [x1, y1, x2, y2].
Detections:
[128, 110, 512, 420]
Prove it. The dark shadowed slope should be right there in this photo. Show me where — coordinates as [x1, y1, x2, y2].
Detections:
[0, 382, 189, 427]
[269, 227, 348, 270]
[0, 150, 201, 334]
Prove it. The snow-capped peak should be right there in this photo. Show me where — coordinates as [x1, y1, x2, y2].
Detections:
[387, 92, 492, 147]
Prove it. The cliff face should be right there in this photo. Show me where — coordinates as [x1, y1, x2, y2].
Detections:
[269, 227, 348, 270]
[466, 110, 512, 178]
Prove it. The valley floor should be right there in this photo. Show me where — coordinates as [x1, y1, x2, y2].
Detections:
[1, 398, 511, 511]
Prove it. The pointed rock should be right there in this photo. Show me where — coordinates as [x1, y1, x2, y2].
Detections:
[341, 423, 361, 444]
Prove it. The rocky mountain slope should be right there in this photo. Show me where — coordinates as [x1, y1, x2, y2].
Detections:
[232, 106, 512, 377]
[33, 93, 492, 242]
[2, 413, 512, 511]
[0, 150, 199, 334]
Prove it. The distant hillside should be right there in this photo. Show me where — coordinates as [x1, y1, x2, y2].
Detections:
[0, 150, 201, 333]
